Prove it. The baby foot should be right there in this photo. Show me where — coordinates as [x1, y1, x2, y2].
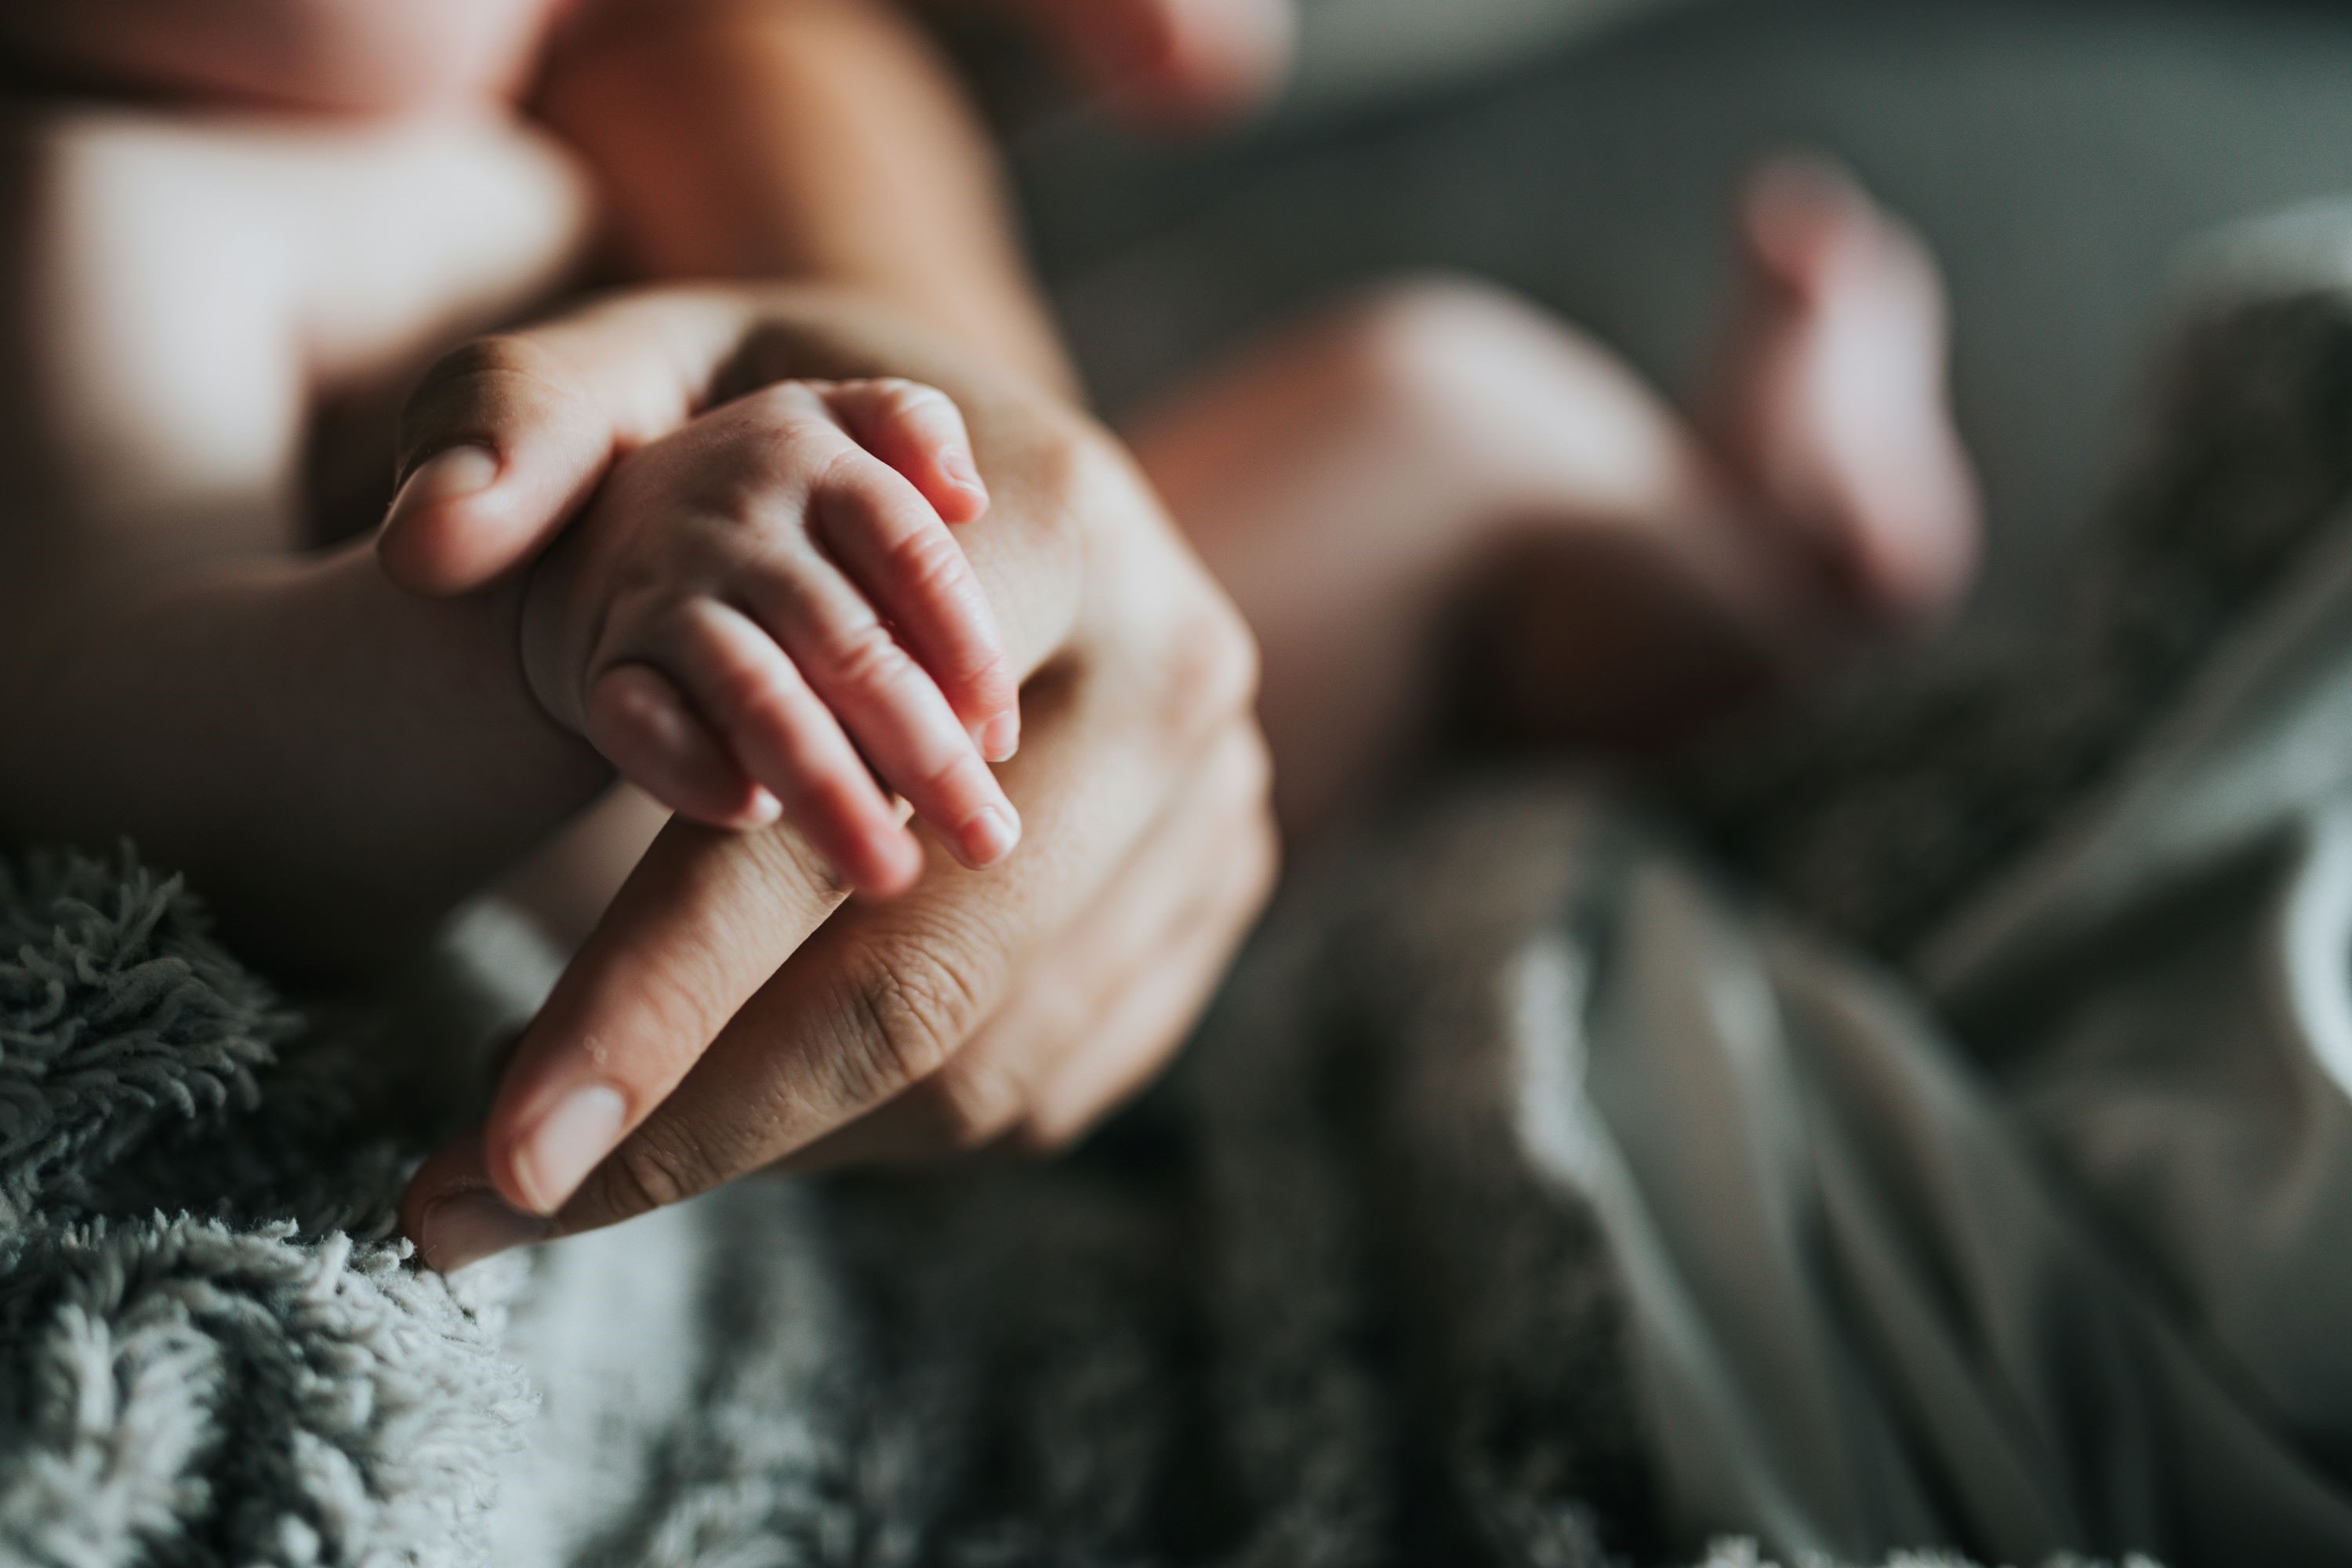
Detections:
[1711, 157, 1981, 630]
[1008, 0, 1296, 123]
[521, 377, 1020, 897]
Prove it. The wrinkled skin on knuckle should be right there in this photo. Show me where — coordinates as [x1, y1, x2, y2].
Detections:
[879, 514, 972, 602]
[578, 1123, 710, 1225]
[836, 937, 993, 1107]
[816, 619, 910, 703]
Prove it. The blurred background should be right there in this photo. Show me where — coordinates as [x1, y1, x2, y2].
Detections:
[990, 0, 2352, 633]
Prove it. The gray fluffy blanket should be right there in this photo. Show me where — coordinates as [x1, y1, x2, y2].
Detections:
[0, 814, 1994, 1568]
[21, 207, 2352, 1568]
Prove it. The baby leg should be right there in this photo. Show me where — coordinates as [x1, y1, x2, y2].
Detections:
[1705, 157, 1980, 628]
[1129, 279, 1754, 838]
[1127, 162, 1977, 840]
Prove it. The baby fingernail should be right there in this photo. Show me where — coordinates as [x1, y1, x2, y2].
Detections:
[517, 1084, 627, 1214]
[420, 1188, 549, 1273]
[944, 448, 988, 506]
[980, 711, 1020, 763]
[961, 804, 1021, 866]
[384, 444, 499, 530]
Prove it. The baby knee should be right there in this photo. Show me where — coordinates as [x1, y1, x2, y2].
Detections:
[1314, 278, 1615, 423]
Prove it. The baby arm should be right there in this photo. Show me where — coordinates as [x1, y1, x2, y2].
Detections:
[521, 374, 1022, 893]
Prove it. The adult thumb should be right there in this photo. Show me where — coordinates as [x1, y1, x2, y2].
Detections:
[379, 295, 727, 594]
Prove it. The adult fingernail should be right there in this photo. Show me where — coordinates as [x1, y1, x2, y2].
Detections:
[960, 804, 1021, 867]
[516, 1084, 627, 1214]
[419, 1188, 549, 1273]
[383, 444, 499, 532]
[980, 711, 1020, 763]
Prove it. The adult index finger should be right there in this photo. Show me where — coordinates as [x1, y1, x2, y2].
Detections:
[416, 815, 848, 1247]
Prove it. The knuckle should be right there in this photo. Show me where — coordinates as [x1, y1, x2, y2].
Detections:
[589, 662, 666, 731]
[873, 378, 955, 425]
[883, 519, 976, 603]
[590, 1127, 709, 1219]
[709, 392, 842, 481]
[704, 652, 792, 731]
[840, 942, 991, 1098]
[771, 419, 851, 477]
[910, 748, 987, 808]
[1156, 595, 1261, 743]
[827, 620, 914, 696]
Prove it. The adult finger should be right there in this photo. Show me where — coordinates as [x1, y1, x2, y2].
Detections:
[1020, 821, 1272, 1146]
[397, 314, 1131, 1260]
[379, 292, 746, 593]
[542, 555, 1260, 1239]
[459, 811, 850, 1224]
[786, 721, 1274, 1169]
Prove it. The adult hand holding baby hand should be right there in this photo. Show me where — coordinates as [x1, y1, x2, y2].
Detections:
[390, 285, 1275, 1269]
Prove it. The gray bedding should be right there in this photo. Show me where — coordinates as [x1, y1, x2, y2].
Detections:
[16, 204, 2352, 1566]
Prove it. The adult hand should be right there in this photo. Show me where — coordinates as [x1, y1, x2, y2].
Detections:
[392, 285, 1276, 1268]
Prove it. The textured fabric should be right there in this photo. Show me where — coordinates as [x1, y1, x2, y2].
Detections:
[20, 205, 2352, 1568]
[0, 855, 535, 1568]
[0, 813, 2058, 1568]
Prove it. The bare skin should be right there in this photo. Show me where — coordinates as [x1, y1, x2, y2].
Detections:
[387, 288, 1272, 1247]
[511, 372, 1023, 891]
[1131, 162, 1979, 837]
[0, 0, 1975, 1268]
[0, 0, 1092, 965]
[395, 158, 1978, 1260]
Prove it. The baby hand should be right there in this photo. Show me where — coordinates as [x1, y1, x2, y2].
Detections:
[521, 376, 1019, 896]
